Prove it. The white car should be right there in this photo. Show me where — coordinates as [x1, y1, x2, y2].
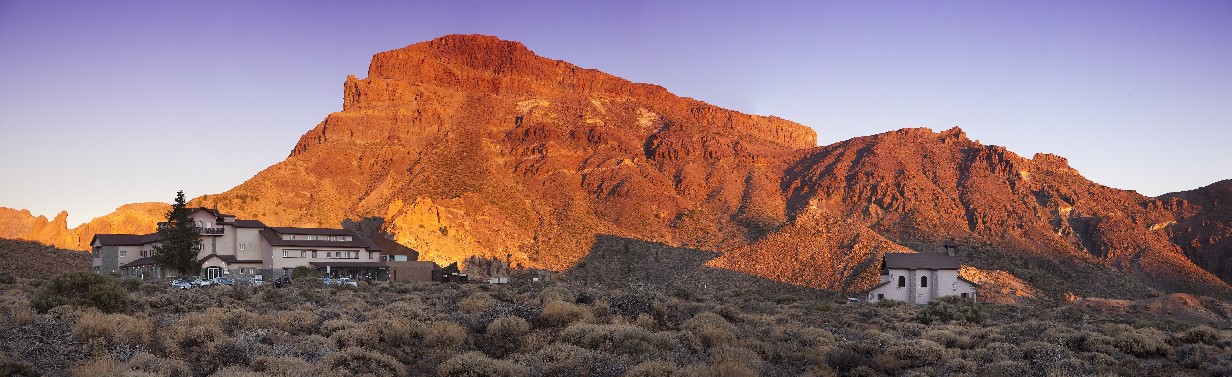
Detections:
[335, 277, 359, 287]
[171, 279, 192, 290]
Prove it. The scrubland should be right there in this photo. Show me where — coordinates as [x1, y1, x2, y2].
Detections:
[1, 271, 1231, 376]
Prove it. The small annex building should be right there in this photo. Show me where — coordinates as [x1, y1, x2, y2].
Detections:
[866, 252, 977, 304]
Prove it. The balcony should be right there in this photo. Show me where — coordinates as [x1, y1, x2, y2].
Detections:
[201, 227, 224, 236]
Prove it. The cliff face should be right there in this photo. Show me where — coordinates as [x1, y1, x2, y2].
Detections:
[195, 34, 816, 269]
[1161, 180, 1232, 286]
[0, 203, 167, 251]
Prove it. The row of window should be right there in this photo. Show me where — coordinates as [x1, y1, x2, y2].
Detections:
[283, 235, 351, 241]
[281, 250, 377, 259]
[119, 243, 249, 258]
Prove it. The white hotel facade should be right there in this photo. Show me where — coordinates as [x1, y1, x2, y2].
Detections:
[91, 208, 386, 280]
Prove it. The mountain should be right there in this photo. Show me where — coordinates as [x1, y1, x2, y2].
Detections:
[1161, 180, 1232, 285]
[0, 203, 167, 251]
[191, 34, 815, 270]
[8, 34, 1230, 300]
[717, 127, 1230, 298]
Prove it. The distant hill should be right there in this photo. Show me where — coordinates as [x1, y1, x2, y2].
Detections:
[0, 238, 89, 279]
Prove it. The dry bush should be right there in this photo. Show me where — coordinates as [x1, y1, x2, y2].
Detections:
[1019, 341, 1069, 370]
[538, 286, 574, 303]
[159, 317, 224, 357]
[319, 347, 405, 377]
[979, 360, 1031, 376]
[523, 343, 598, 377]
[437, 351, 528, 377]
[886, 339, 945, 369]
[381, 300, 430, 322]
[485, 316, 530, 356]
[970, 342, 1021, 364]
[289, 335, 337, 362]
[210, 366, 264, 377]
[126, 352, 189, 377]
[425, 321, 469, 351]
[0, 294, 34, 326]
[678, 361, 757, 377]
[537, 301, 592, 328]
[0, 352, 37, 377]
[274, 309, 320, 335]
[560, 323, 679, 356]
[709, 346, 763, 371]
[1109, 325, 1171, 358]
[1175, 325, 1220, 346]
[922, 326, 975, 349]
[69, 356, 126, 377]
[71, 312, 152, 349]
[682, 312, 737, 350]
[916, 296, 988, 324]
[626, 360, 679, 377]
[250, 356, 314, 377]
[460, 292, 496, 314]
[320, 318, 359, 336]
[31, 272, 129, 314]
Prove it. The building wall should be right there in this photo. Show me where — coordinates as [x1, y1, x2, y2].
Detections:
[868, 268, 977, 304]
[388, 261, 437, 282]
[93, 245, 118, 274]
[269, 247, 382, 271]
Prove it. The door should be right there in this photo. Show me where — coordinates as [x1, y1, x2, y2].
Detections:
[205, 266, 222, 279]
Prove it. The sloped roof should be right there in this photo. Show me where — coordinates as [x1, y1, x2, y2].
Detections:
[93, 233, 160, 246]
[309, 261, 388, 269]
[199, 254, 264, 264]
[260, 229, 381, 251]
[231, 220, 267, 228]
[882, 252, 961, 270]
[270, 227, 359, 236]
[119, 257, 157, 268]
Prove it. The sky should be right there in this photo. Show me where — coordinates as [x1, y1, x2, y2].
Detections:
[1, 1, 1230, 226]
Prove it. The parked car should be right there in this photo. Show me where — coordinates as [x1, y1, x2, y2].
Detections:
[170, 278, 193, 290]
[244, 277, 264, 287]
[191, 278, 213, 287]
[273, 276, 292, 288]
[320, 277, 334, 286]
[335, 277, 358, 287]
[212, 277, 235, 286]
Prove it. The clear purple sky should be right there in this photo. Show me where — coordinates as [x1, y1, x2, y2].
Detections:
[1, 1, 1230, 226]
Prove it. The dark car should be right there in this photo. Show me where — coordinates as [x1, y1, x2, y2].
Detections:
[274, 276, 293, 288]
[212, 277, 235, 286]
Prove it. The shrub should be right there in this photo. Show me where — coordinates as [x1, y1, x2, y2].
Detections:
[886, 339, 944, 368]
[0, 271, 16, 284]
[1175, 325, 1219, 345]
[319, 347, 405, 377]
[460, 292, 496, 314]
[290, 266, 321, 280]
[538, 286, 574, 303]
[425, 321, 468, 350]
[31, 272, 129, 313]
[71, 312, 152, 349]
[626, 360, 678, 377]
[537, 301, 592, 327]
[437, 351, 529, 377]
[250, 356, 314, 377]
[1111, 326, 1171, 358]
[560, 323, 678, 355]
[683, 312, 737, 349]
[0, 353, 37, 377]
[528, 343, 598, 377]
[916, 296, 988, 324]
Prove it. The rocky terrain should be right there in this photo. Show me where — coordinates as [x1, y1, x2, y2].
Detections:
[0, 238, 89, 279]
[0, 203, 167, 251]
[6, 34, 1232, 301]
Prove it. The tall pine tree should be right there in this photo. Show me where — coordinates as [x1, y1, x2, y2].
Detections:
[154, 190, 202, 276]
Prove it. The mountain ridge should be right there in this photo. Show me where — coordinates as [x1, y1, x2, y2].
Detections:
[5, 34, 1230, 300]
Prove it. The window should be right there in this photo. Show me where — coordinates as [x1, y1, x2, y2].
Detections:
[282, 250, 289, 258]
[897, 276, 905, 287]
[877, 294, 884, 300]
[920, 276, 928, 288]
[312, 251, 317, 258]
[239, 243, 247, 251]
[119, 250, 126, 257]
[300, 251, 307, 258]
[368, 252, 374, 259]
[961, 293, 969, 299]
